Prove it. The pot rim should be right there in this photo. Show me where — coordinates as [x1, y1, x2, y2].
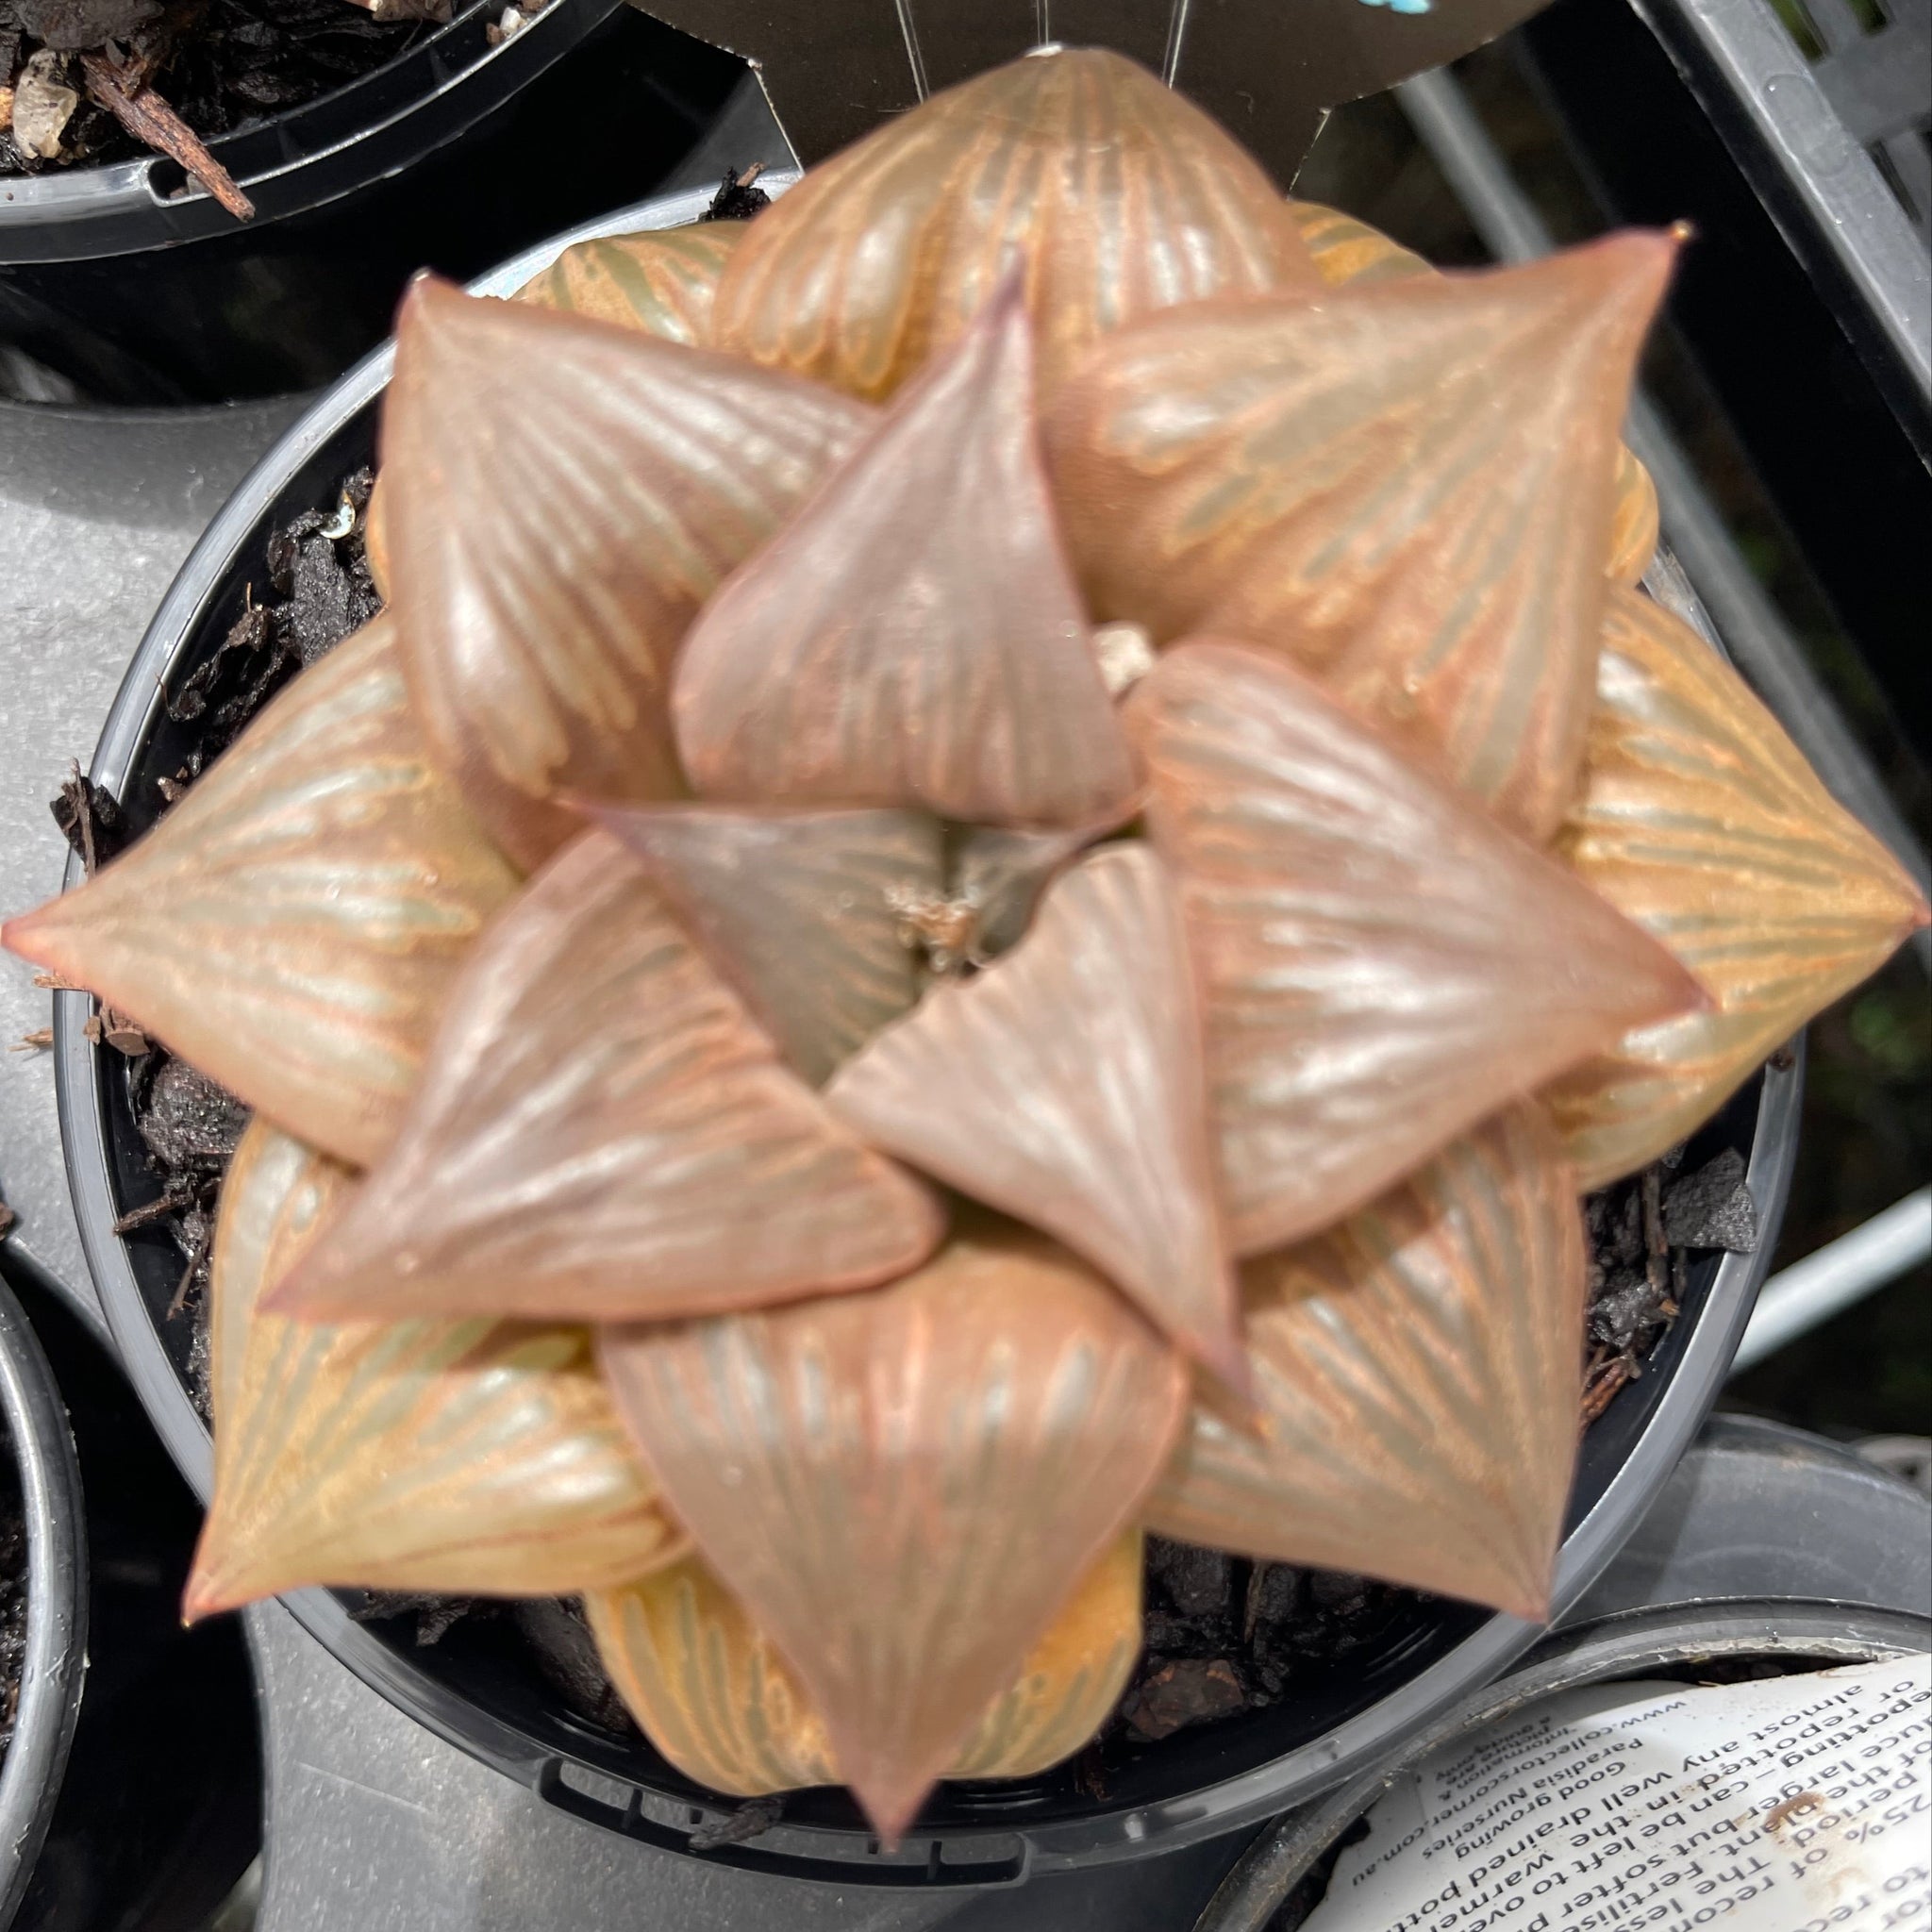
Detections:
[0, 1279, 88, 1924]
[48, 181, 1805, 1886]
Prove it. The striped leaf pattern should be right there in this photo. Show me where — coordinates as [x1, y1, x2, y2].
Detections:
[584, 1533, 1142, 1798]
[1286, 198, 1659, 587]
[710, 47, 1320, 402]
[827, 846, 1241, 1383]
[1125, 641, 1702, 1257]
[673, 283, 1138, 827]
[591, 803, 941, 1086]
[513, 221, 746, 342]
[1148, 1106, 1585, 1620]
[185, 1120, 682, 1618]
[1547, 588, 1929, 1187]
[2, 619, 516, 1170]
[269, 831, 943, 1324]
[1046, 234, 1676, 840]
[598, 1215, 1188, 1840]
[381, 276, 874, 869]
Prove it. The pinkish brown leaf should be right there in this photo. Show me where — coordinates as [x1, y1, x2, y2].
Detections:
[709, 47, 1319, 403]
[268, 830, 942, 1324]
[1148, 1105, 1585, 1620]
[1125, 641, 1705, 1257]
[185, 1120, 682, 1619]
[1045, 234, 1678, 841]
[672, 281, 1139, 828]
[1547, 589, 1930, 1188]
[598, 1215, 1189, 1840]
[2, 620, 516, 1169]
[583, 1532, 1142, 1797]
[380, 276, 874, 870]
[589, 803, 941, 1085]
[827, 845, 1241, 1383]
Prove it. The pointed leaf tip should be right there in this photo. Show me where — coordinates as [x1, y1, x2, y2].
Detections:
[382, 275, 874, 869]
[1127, 640, 1704, 1257]
[2, 620, 517, 1170]
[589, 801, 942, 1085]
[1548, 586, 1931, 1188]
[827, 843, 1242, 1383]
[1149, 1104, 1584, 1619]
[185, 1119, 681, 1621]
[600, 1217, 1188, 1840]
[710, 46, 1319, 403]
[269, 829, 943, 1324]
[1047, 232, 1679, 841]
[673, 285, 1138, 827]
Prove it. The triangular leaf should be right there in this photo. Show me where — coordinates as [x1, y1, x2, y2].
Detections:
[1125, 641, 1705, 1257]
[380, 276, 874, 869]
[590, 803, 941, 1085]
[513, 221, 746, 341]
[599, 1215, 1188, 1840]
[268, 830, 943, 1323]
[710, 47, 1320, 402]
[674, 282, 1138, 827]
[3, 620, 517, 1170]
[1285, 199, 1659, 588]
[584, 1533, 1142, 1797]
[184, 1120, 682, 1618]
[1547, 589, 1930, 1188]
[827, 845, 1240, 1381]
[1045, 234, 1677, 840]
[1147, 1105, 1584, 1620]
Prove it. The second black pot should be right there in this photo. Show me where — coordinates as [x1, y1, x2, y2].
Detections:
[49, 192, 1808, 1894]
[0, 0, 743, 403]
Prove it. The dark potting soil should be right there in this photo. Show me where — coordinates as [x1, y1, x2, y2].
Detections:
[0, 1436, 28, 1760]
[63, 454, 1765, 1803]
[0, 0, 483, 181]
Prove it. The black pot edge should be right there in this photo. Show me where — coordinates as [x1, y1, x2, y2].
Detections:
[44, 182, 1804, 1886]
[1196, 1597, 1932, 1932]
[0, 0, 632, 262]
[0, 1281, 89, 1925]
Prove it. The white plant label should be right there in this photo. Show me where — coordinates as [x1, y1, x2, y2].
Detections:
[1305, 1655, 1931, 1932]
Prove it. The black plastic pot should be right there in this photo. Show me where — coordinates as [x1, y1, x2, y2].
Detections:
[49, 190, 1807, 1892]
[0, 0, 742, 404]
[0, 1281, 85, 1929]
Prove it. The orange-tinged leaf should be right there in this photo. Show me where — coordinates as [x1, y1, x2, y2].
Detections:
[1286, 200, 1660, 588]
[710, 47, 1319, 403]
[1286, 198, 1432, 287]
[380, 275, 874, 870]
[598, 1217, 1188, 1840]
[674, 282, 1138, 827]
[590, 803, 941, 1086]
[513, 221, 745, 341]
[1147, 1105, 1585, 1620]
[184, 1120, 682, 1619]
[584, 1532, 1141, 1797]
[1125, 641, 1705, 1257]
[827, 845, 1240, 1382]
[268, 830, 943, 1324]
[1547, 589, 1930, 1188]
[1046, 234, 1678, 840]
[2, 620, 516, 1170]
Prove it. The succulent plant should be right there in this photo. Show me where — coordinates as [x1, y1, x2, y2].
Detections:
[7, 47, 1925, 1840]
